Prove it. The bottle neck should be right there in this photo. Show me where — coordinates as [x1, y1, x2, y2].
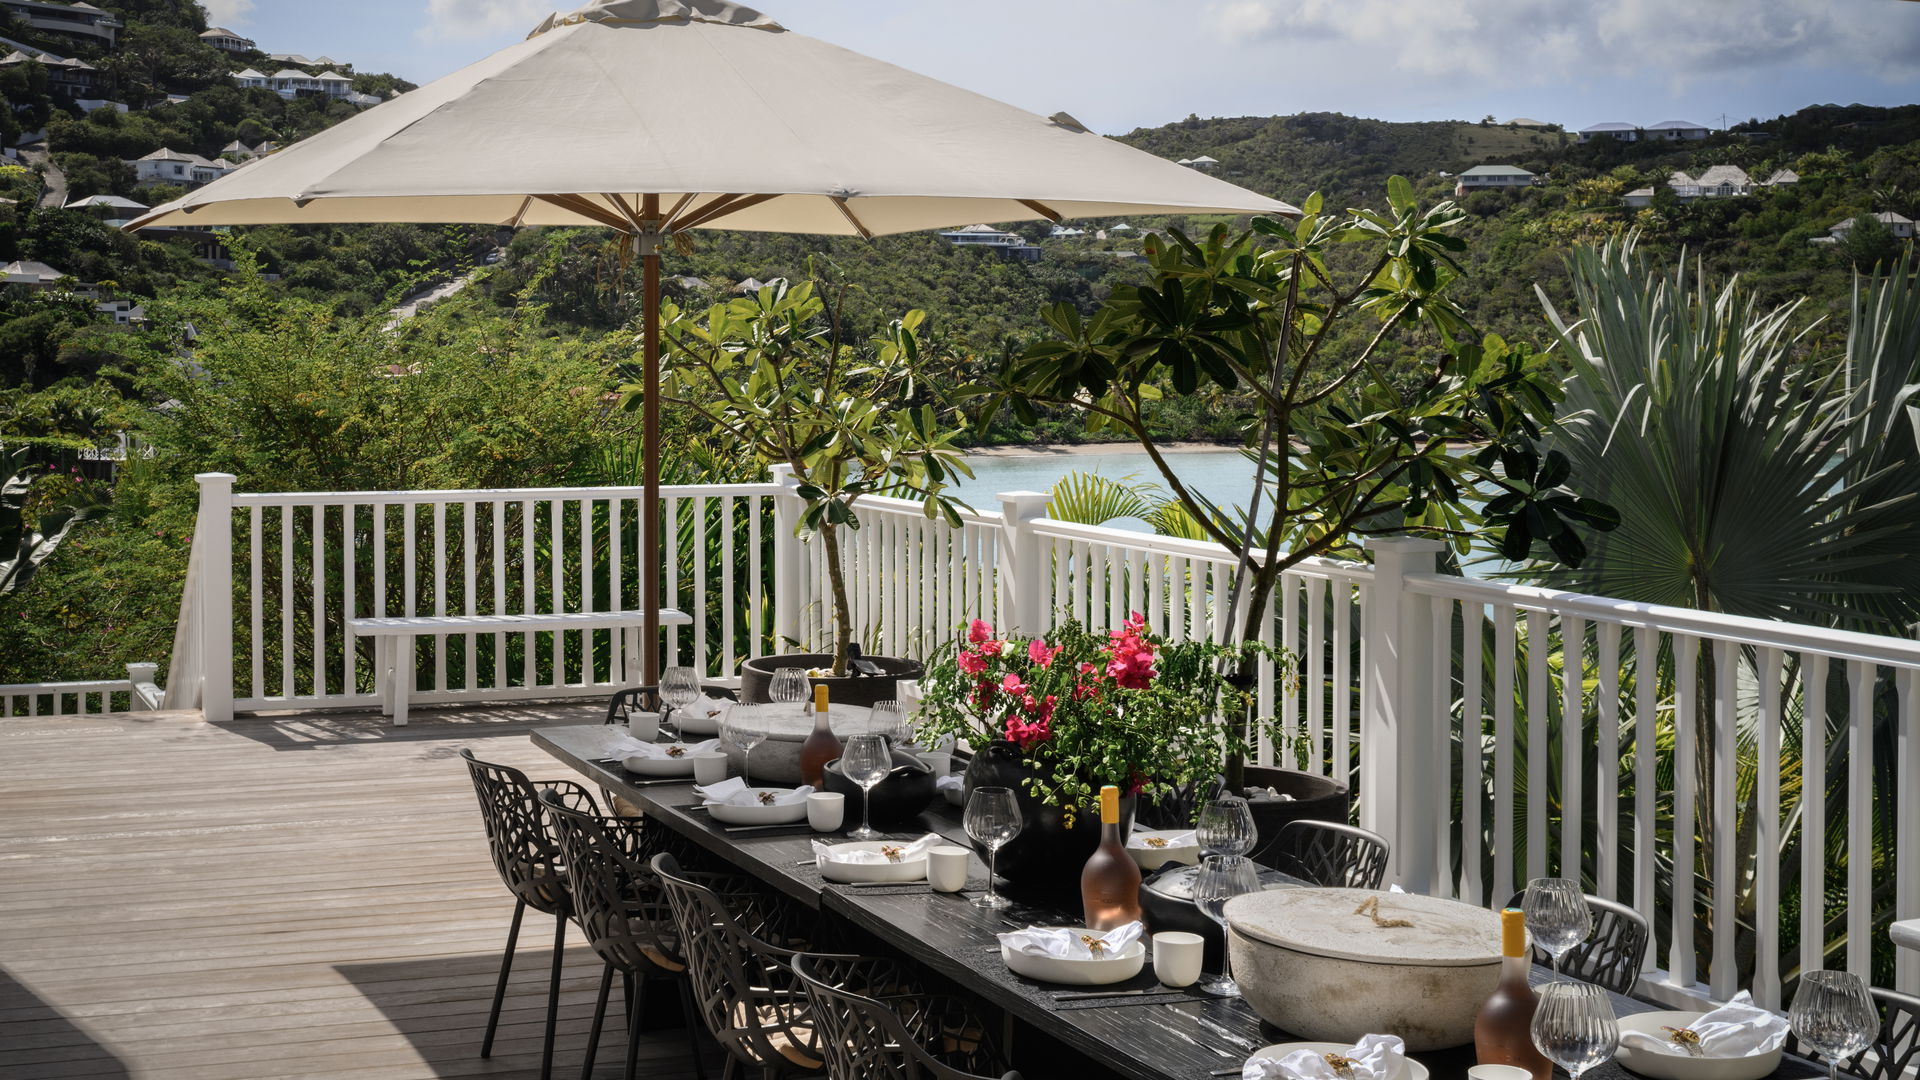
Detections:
[1501, 953, 1532, 984]
[812, 706, 832, 733]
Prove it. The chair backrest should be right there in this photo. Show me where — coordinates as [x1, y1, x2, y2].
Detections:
[791, 952, 1017, 1080]
[1785, 984, 1920, 1080]
[459, 748, 575, 915]
[650, 852, 821, 1075]
[1500, 889, 1650, 996]
[538, 790, 681, 975]
[607, 683, 738, 725]
[1274, 819, 1390, 889]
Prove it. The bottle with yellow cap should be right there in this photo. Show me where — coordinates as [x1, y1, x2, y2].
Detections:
[1078, 784, 1142, 931]
[798, 683, 842, 789]
[1473, 907, 1553, 1078]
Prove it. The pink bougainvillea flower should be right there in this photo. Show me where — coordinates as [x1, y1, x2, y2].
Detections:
[1028, 638, 1063, 668]
[957, 649, 988, 676]
[1005, 713, 1052, 749]
[1001, 672, 1026, 696]
[967, 619, 994, 644]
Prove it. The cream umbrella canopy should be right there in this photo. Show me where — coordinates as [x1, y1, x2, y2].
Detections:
[129, 0, 1297, 681]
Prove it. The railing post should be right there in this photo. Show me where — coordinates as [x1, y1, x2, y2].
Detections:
[194, 473, 236, 723]
[995, 491, 1050, 636]
[769, 465, 805, 651]
[1360, 536, 1444, 893]
[125, 662, 159, 711]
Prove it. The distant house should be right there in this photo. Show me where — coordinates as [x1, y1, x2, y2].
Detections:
[1691, 165, 1753, 197]
[72, 98, 125, 113]
[1454, 164, 1536, 197]
[936, 223, 1040, 262]
[1761, 169, 1799, 187]
[0, 48, 108, 98]
[1176, 155, 1218, 169]
[0, 0, 119, 47]
[237, 67, 371, 104]
[2, 259, 68, 289]
[1505, 117, 1553, 129]
[64, 193, 147, 227]
[129, 147, 246, 188]
[1827, 212, 1916, 240]
[1579, 122, 1638, 143]
[1645, 120, 1711, 141]
[1622, 187, 1656, 208]
[233, 67, 270, 90]
[96, 297, 146, 324]
[1048, 225, 1085, 238]
[199, 26, 255, 53]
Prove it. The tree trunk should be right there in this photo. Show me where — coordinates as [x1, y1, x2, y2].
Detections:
[820, 520, 852, 676]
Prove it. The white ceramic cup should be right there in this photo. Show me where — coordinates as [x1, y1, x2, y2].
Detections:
[1466, 1067, 1531, 1080]
[807, 792, 845, 832]
[627, 710, 660, 743]
[690, 752, 728, 786]
[918, 750, 953, 776]
[1151, 931, 1205, 988]
[927, 845, 971, 892]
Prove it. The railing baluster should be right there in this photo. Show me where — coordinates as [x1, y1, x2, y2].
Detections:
[1710, 637, 1737, 999]
[493, 501, 505, 690]
[1595, 621, 1621, 902]
[521, 499, 535, 688]
[1525, 609, 1548, 883]
[248, 505, 263, 700]
[343, 503, 356, 697]
[1897, 667, 1920, 995]
[1430, 595, 1452, 895]
[1560, 616, 1584, 880]
[1633, 625, 1658, 942]
[1461, 601, 1484, 905]
[1332, 578, 1351, 773]
[609, 496, 624, 682]
[1670, 633, 1698, 989]
[313, 503, 326, 698]
[1306, 576, 1325, 776]
[692, 496, 708, 677]
[433, 501, 446, 694]
[1281, 574, 1299, 766]
[578, 498, 591, 683]
[1847, 658, 1874, 980]
[1492, 603, 1517, 904]
[549, 499, 563, 686]
[665, 497, 680, 667]
[1754, 645, 1784, 1008]
[748, 496, 763, 663]
[461, 501, 475, 691]
[721, 496, 735, 679]
[1801, 653, 1828, 982]
[281, 505, 294, 700]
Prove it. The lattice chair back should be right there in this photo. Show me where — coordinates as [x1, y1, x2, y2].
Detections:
[1785, 984, 1920, 1080]
[538, 790, 684, 976]
[791, 952, 1020, 1080]
[1500, 889, 1650, 996]
[460, 748, 590, 917]
[650, 852, 824, 1076]
[606, 683, 738, 725]
[1274, 819, 1390, 889]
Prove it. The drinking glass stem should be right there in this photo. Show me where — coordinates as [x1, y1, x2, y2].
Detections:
[987, 847, 999, 904]
[742, 746, 751, 789]
[861, 786, 873, 833]
[1218, 920, 1233, 982]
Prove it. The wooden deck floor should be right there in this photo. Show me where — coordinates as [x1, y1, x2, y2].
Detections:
[0, 704, 722, 1080]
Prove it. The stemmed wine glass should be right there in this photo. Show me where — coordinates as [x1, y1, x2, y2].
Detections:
[841, 733, 891, 841]
[1192, 854, 1261, 997]
[1531, 981, 1619, 1080]
[1523, 877, 1593, 978]
[1196, 796, 1257, 858]
[964, 786, 1022, 909]
[658, 666, 701, 740]
[1790, 970, 1879, 1080]
[868, 700, 910, 748]
[724, 704, 769, 789]
[770, 666, 810, 718]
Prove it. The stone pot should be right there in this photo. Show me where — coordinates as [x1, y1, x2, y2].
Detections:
[821, 749, 936, 831]
[1224, 886, 1503, 1051]
[961, 739, 1134, 894]
[738, 652, 923, 710]
[1238, 765, 1350, 869]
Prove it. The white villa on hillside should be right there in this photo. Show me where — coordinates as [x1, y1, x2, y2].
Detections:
[0, 46, 107, 98]
[1624, 165, 1796, 207]
[1822, 211, 1917, 241]
[1579, 121, 1638, 142]
[234, 67, 380, 106]
[1645, 119, 1711, 141]
[1176, 155, 1218, 169]
[199, 26, 254, 53]
[129, 147, 250, 187]
[0, 0, 118, 46]
[2, 259, 68, 288]
[1453, 164, 1536, 197]
[936, 224, 1041, 261]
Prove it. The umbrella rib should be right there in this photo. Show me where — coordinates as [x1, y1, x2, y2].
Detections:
[671, 193, 752, 229]
[828, 197, 873, 240]
[659, 193, 699, 230]
[506, 195, 534, 228]
[1018, 199, 1063, 223]
[677, 193, 781, 231]
[530, 193, 632, 230]
[599, 193, 649, 233]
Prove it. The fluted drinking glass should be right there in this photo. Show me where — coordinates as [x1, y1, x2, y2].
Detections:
[1530, 981, 1618, 1080]
[1790, 970, 1879, 1080]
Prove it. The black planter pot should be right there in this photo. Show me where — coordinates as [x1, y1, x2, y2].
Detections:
[1238, 765, 1351, 869]
[738, 652, 923, 710]
[1139, 863, 1297, 969]
[821, 750, 936, 832]
[961, 739, 1135, 894]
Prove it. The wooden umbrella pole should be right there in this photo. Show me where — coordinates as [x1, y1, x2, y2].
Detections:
[640, 196, 662, 685]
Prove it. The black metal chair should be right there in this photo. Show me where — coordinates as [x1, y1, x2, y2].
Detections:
[1501, 889, 1651, 996]
[1785, 984, 1920, 1080]
[651, 852, 825, 1080]
[790, 952, 1020, 1080]
[1270, 819, 1390, 889]
[607, 683, 738, 726]
[460, 748, 594, 1080]
[539, 790, 708, 1080]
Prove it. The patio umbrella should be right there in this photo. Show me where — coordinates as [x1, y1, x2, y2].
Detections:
[127, 0, 1297, 682]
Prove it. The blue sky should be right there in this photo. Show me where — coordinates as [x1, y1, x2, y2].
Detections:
[206, 0, 1920, 135]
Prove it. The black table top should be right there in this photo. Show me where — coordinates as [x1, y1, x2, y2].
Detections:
[533, 724, 1822, 1080]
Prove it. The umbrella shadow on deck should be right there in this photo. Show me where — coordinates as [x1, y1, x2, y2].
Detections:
[210, 702, 606, 753]
[0, 966, 132, 1080]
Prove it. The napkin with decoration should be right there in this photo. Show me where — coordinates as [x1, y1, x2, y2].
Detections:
[935, 774, 963, 793]
[687, 693, 734, 723]
[1619, 991, 1789, 1057]
[694, 778, 812, 806]
[1127, 829, 1196, 849]
[997, 920, 1143, 960]
[611, 737, 719, 760]
[811, 833, 941, 865]
[1243, 1034, 1406, 1079]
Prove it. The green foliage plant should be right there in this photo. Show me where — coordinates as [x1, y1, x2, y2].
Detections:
[0, 446, 106, 600]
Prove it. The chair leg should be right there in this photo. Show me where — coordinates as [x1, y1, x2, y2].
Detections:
[581, 964, 613, 1080]
[481, 898, 525, 1058]
[678, 977, 707, 1080]
[624, 974, 646, 1080]
[720, 1057, 740, 1080]
[541, 911, 566, 1080]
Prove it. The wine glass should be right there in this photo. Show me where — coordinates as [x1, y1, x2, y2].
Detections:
[724, 704, 769, 789]
[658, 666, 701, 739]
[1530, 981, 1618, 1080]
[1523, 877, 1593, 977]
[841, 733, 891, 841]
[1790, 970, 1879, 1080]
[1191, 854, 1261, 996]
[868, 700, 910, 747]
[769, 666, 810, 718]
[1196, 796, 1257, 858]
[964, 786, 1022, 909]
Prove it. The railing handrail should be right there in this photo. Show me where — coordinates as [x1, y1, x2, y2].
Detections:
[853, 492, 1007, 528]
[1028, 516, 1379, 586]
[1407, 571, 1920, 670]
[229, 481, 788, 506]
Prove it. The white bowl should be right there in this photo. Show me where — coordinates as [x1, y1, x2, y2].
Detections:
[1126, 830, 1201, 871]
[674, 710, 723, 735]
[1248, 1044, 1429, 1080]
[1614, 1012, 1783, 1080]
[622, 747, 702, 777]
[816, 841, 929, 883]
[1001, 930, 1147, 986]
[706, 792, 809, 825]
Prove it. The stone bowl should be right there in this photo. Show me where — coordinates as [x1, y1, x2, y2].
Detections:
[721, 703, 872, 784]
[1224, 887, 1502, 1051]
[738, 653, 922, 709]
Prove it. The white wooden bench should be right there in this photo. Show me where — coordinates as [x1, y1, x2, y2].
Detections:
[346, 610, 692, 725]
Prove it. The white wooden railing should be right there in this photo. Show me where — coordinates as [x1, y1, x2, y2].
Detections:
[1, 664, 164, 717]
[161, 470, 1920, 1009]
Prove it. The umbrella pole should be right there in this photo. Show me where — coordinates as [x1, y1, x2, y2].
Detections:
[640, 216, 662, 686]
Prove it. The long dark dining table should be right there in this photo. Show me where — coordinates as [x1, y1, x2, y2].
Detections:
[533, 724, 1823, 1080]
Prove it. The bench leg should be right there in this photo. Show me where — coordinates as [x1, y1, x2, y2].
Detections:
[377, 638, 394, 717]
[394, 637, 412, 726]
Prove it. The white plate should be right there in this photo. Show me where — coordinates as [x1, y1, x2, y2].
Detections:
[816, 841, 929, 883]
[1247, 1044, 1429, 1080]
[672, 702, 733, 736]
[622, 747, 702, 777]
[1614, 1012, 1783, 1080]
[1126, 830, 1201, 871]
[706, 792, 809, 825]
[1001, 932, 1147, 986]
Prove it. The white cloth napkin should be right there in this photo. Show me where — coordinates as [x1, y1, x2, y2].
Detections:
[997, 921, 1144, 959]
[688, 694, 734, 723]
[811, 833, 941, 865]
[694, 778, 813, 807]
[1619, 991, 1789, 1057]
[1127, 830, 1196, 849]
[611, 737, 719, 760]
[1243, 1034, 1406, 1079]
[934, 774, 963, 793]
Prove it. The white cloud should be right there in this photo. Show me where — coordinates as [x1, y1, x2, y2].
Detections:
[419, 0, 553, 41]
[200, 0, 254, 27]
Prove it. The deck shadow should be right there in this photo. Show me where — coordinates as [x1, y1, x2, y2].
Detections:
[211, 702, 606, 753]
[0, 966, 132, 1080]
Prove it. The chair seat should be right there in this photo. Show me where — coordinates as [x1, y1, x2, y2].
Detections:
[730, 1001, 823, 1069]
